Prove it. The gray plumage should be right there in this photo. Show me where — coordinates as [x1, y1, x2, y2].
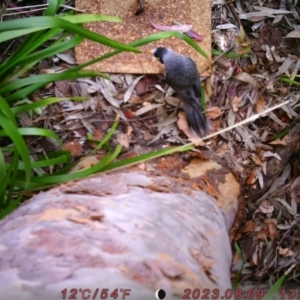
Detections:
[152, 47, 208, 137]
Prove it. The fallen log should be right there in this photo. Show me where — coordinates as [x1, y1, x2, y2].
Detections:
[0, 162, 239, 300]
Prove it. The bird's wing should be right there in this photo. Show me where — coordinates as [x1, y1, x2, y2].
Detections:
[193, 78, 202, 99]
[181, 96, 208, 137]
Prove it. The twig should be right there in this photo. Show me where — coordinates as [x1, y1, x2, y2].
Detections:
[201, 100, 291, 142]
[226, 0, 250, 41]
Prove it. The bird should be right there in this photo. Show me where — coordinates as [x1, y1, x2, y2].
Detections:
[150, 47, 208, 138]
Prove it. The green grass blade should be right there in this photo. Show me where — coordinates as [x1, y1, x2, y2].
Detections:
[0, 196, 22, 220]
[1, 70, 100, 99]
[15, 155, 70, 170]
[1, 36, 83, 85]
[11, 97, 86, 115]
[13, 35, 84, 68]
[212, 49, 250, 58]
[0, 149, 6, 184]
[232, 242, 245, 290]
[0, 112, 32, 185]
[4, 83, 56, 102]
[0, 28, 49, 43]
[60, 14, 122, 23]
[0, 94, 17, 123]
[90, 114, 120, 154]
[13, 145, 123, 190]
[1, 62, 37, 87]
[0, 128, 62, 144]
[13, 0, 63, 70]
[262, 275, 286, 300]
[273, 127, 290, 140]
[200, 85, 206, 110]
[0, 28, 62, 77]
[24, 152, 113, 185]
[281, 77, 300, 86]
[0, 13, 122, 72]
[0, 15, 122, 43]
[136, 31, 208, 58]
[5, 72, 108, 102]
[0, 16, 141, 53]
[107, 145, 122, 164]
[70, 31, 208, 72]
[101, 143, 195, 172]
[44, 0, 63, 16]
[0, 13, 134, 79]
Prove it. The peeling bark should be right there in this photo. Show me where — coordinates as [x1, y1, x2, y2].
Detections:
[0, 167, 239, 300]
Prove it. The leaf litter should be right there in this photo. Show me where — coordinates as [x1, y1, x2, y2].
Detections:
[212, 0, 300, 291]
[2, 0, 300, 292]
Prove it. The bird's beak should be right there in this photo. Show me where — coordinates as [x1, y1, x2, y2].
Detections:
[147, 49, 155, 54]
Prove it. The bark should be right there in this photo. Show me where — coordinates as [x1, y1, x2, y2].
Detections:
[0, 163, 239, 300]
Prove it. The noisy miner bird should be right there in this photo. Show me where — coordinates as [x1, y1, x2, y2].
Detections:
[151, 47, 208, 137]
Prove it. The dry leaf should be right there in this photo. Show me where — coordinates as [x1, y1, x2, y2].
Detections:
[240, 220, 257, 233]
[250, 154, 264, 166]
[246, 170, 257, 185]
[269, 138, 288, 145]
[128, 94, 143, 104]
[234, 72, 260, 87]
[149, 18, 193, 33]
[56, 53, 76, 64]
[263, 151, 281, 160]
[70, 156, 99, 172]
[265, 219, 278, 240]
[274, 57, 295, 77]
[183, 159, 222, 178]
[143, 132, 155, 141]
[256, 96, 267, 113]
[135, 103, 164, 116]
[285, 29, 300, 39]
[277, 247, 294, 257]
[253, 6, 291, 14]
[116, 133, 130, 148]
[259, 199, 274, 214]
[177, 112, 205, 146]
[177, 111, 191, 136]
[206, 106, 222, 119]
[63, 139, 82, 157]
[123, 75, 144, 103]
[165, 96, 180, 107]
[147, 124, 174, 145]
[232, 96, 242, 112]
[189, 135, 205, 146]
[127, 125, 133, 136]
[252, 246, 260, 266]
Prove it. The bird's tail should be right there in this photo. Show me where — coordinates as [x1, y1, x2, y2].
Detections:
[181, 96, 209, 138]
